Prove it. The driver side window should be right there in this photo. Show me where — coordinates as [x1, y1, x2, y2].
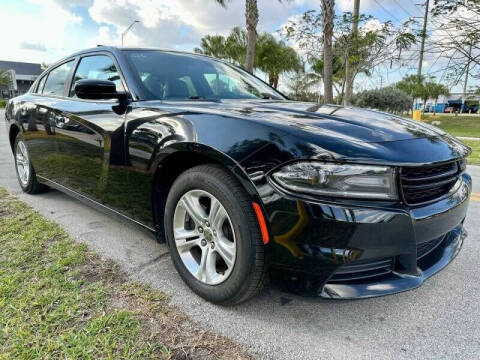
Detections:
[69, 55, 124, 97]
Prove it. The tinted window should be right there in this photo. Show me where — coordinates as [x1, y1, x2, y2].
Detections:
[36, 75, 47, 94]
[124, 50, 284, 101]
[42, 61, 74, 96]
[69, 55, 124, 97]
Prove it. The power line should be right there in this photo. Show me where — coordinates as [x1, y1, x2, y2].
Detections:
[392, 0, 416, 19]
[372, 0, 404, 25]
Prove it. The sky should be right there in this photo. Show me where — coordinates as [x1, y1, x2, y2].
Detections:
[0, 0, 476, 93]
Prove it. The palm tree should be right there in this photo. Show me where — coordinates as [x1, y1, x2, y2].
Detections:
[214, 0, 289, 74]
[426, 82, 450, 115]
[194, 35, 227, 59]
[321, 0, 335, 103]
[308, 55, 346, 103]
[256, 34, 301, 88]
[195, 27, 246, 66]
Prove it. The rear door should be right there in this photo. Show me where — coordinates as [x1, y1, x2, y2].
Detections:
[21, 60, 75, 183]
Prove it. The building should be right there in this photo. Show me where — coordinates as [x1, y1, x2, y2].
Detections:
[0, 60, 42, 98]
[414, 92, 480, 114]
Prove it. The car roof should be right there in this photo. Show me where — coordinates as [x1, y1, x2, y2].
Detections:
[67, 46, 215, 61]
[43, 46, 225, 76]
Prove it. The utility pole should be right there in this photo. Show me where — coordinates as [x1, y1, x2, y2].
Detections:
[344, 0, 360, 106]
[417, 0, 429, 77]
[463, 43, 472, 97]
[462, 43, 472, 113]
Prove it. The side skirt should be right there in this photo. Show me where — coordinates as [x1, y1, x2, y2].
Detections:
[37, 176, 159, 240]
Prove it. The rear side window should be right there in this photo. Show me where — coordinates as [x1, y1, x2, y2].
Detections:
[42, 60, 74, 96]
[69, 55, 124, 97]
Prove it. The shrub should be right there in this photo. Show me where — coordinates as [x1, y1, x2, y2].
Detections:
[353, 86, 412, 113]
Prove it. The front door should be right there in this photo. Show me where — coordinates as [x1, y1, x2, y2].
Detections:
[53, 54, 130, 213]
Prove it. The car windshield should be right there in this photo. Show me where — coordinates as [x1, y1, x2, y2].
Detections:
[123, 50, 285, 101]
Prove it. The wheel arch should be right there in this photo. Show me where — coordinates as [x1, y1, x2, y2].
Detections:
[9, 123, 22, 152]
[150, 143, 262, 238]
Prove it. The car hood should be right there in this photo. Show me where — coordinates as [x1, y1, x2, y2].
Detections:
[158, 100, 446, 143]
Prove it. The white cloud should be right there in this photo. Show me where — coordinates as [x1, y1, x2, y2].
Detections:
[87, 0, 316, 50]
[51, 0, 92, 9]
[337, 0, 398, 13]
[0, 0, 85, 63]
[20, 42, 47, 52]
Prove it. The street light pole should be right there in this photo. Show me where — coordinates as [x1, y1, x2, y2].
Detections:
[121, 20, 140, 47]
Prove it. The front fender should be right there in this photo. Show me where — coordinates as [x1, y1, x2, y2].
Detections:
[153, 142, 260, 201]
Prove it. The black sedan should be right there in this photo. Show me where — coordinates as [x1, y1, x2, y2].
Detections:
[5, 47, 471, 304]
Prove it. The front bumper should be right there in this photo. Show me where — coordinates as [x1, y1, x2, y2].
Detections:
[263, 173, 472, 298]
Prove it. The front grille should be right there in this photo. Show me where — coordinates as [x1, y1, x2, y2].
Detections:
[328, 258, 394, 282]
[417, 236, 444, 259]
[400, 161, 461, 205]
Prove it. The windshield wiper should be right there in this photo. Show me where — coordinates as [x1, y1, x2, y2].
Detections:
[260, 93, 278, 100]
[188, 96, 219, 102]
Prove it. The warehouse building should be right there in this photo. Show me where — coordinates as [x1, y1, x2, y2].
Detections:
[0, 60, 42, 98]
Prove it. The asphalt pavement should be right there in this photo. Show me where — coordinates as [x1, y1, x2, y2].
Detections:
[2, 109, 480, 360]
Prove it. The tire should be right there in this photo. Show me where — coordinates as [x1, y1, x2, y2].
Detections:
[164, 164, 266, 305]
[13, 133, 48, 194]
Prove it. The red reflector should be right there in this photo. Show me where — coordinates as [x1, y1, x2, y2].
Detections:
[252, 202, 269, 244]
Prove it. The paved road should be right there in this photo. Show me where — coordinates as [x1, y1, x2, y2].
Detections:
[2, 110, 480, 360]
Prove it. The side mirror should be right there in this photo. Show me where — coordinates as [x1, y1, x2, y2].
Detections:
[74, 79, 127, 101]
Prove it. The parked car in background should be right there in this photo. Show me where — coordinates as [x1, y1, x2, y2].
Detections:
[5, 47, 472, 304]
[444, 106, 454, 113]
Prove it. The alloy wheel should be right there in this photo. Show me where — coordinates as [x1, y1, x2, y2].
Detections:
[173, 189, 236, 285]
[16, 141, 30, 187]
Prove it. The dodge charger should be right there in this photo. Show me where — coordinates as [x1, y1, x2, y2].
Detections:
[5, 47, 471, 304]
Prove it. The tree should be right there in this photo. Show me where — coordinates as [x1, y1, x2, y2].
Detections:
[244, 0, 259, 73]
[194, 35, 227, 59]
[425, 81, 450, 115]
[344, 0, 360, 105]
[353, 86, 413, 113]
[195, 28, 301, 89]
[213, 0, 289, 73]
[396, 75, 425, 103]
[285, 8, 415, 105]
[286, 72, 322, 102]
[431, 0, 480, 86]
[255, 34, 302, 88]
[321, 0, 335, 103]
[0, 69, 10, 87]
[304, 54, 346, 103]
[396, 75, 450, 113]
[194, 27, 246, 66]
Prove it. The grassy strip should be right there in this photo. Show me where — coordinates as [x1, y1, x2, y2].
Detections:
[0, 188, 251, 360]
[463, 140, 480, 165]
[421, 115, 480, 138]
[397, 113, 480, 165]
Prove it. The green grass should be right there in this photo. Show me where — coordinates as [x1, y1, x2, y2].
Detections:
[421, 114, 480, 138]
[418, 115, 480, 165]
[0, 188, 251, 360]
[0, 99, 6, 108]
[397, 113, 480, 165]
[463, 140, 480, 165]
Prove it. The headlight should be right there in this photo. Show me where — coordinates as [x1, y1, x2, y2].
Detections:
[271, 162, 398, 200]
